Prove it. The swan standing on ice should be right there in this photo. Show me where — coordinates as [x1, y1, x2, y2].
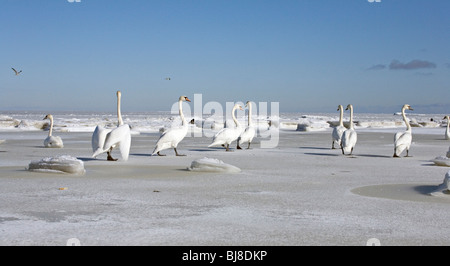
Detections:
[209, 103, 244, 152]
[443, 116, 450, 140]
[92, 91, 131, 161]
[341, 104, 357, 155]
[237, 101, 256, 150]
[332, 105, 346, 149]
[43, 114, 64, 148]
[152, 96, 191, 156]
[393, 104, 414, 158]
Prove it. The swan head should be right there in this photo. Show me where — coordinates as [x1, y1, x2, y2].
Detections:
[43, 114, 53, 120]
[117, 90, 121, 97]
[444, 116, 450, 120]
[179, 96, 191, 102]
[233, 103, 244, 111]
[345, 104, 353, 111]
[402, 104, 413, 111]
[337, 105, 343, 111]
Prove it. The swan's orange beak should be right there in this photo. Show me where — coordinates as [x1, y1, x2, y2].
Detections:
[185, 97, 191, 102]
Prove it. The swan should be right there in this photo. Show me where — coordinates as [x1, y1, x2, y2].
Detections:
[332, 105, 346, 149]
[237, 101, 256, 149]
[92, 91, 131, 161]
[152, 95, 191, 156]
[43, 114, 64, 148]
[341, 104, 357, 155]
[209, 103, 244, 151]
[444, 115, 450, 140]
[393, 104, 413, 157]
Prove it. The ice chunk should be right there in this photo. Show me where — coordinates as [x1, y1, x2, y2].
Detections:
[187, 157, 241, 173]
[28, 155, 86, 175]
[432, 156, 450, 167]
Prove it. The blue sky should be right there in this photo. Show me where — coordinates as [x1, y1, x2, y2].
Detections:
[1, 0, 449, 113]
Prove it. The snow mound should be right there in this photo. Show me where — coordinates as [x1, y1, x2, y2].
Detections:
[430, 171, 450, 197]
[28, 155, 86, 175]
[187, 157, 241, 173]
[431, 156, 450, 167]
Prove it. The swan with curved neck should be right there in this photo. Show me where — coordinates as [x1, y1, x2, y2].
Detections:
[92, 90, 131, 161]
[341, 104, 357, 155]
[152, 95, 191, 156]
[394, 104, 413, 157]
[332, 105, 346, 149]
[444, 115, 450, 140]
[43, 114, 64, 148]
[209, 103, 244, 151]
[237, 101, 256, 149]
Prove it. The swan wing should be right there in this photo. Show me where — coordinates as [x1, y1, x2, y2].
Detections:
[103, 125, 131, 150]
[118, 128, 131, 161]
[92, 126, 112, 153]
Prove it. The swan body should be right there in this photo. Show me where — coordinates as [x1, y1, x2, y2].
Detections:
[394, 104, 413, 157]
[92, 91, 131, 161]
[237, 101, 256, 149]
[43, 114, 63, 148]
[332, 105, 346, 149]
[209, 103, 244, 151]
[444, 116, 450, 140]
[341, 104, 357, 155]
[152, 96, 191, 156]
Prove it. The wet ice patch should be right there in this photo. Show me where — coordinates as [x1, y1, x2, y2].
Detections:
[28, 155, 86, 175]
[187, 157, 241, 173]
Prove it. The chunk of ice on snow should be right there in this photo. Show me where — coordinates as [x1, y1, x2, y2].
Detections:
[187, 157, 241, 173]
[28, 155, 85, 175]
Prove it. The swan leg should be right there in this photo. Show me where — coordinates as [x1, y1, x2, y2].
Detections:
[225, 144, 231, 152]
[107, 148, 118, 161]
[157, 151, 166, 156]
[405, 149, 410, 157]
[247, 142, 251, 149]
[174, 148, 186, 156]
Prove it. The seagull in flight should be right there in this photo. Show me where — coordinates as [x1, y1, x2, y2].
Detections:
[12, 68, 22, 76]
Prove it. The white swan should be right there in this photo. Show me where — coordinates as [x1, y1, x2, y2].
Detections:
[341, 104, 357, 155]
[43, 114, 64, 148]
[444, 115, 450, 140]
[209, 103, 244, 151]
[92, 91, 131, 161]
[152, 96, 191, 156]
[237, 101, 256, 149]
[332, 105, 346, 149]
[394, 104, 413, 157]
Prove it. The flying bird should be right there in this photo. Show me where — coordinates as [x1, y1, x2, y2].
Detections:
[12, 68, 22, 75]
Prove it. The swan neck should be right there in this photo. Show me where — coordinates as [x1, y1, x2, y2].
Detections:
[48, 117, 53, 136]
[179, 99, 187, 126]
[117, 93, 123, 126]
[339, 107, 344, 126]
[232, 106, 240, 127]
[349, 106, 354, 129]
[402, 107, 411, 131]
[247, 103, 252, 126]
